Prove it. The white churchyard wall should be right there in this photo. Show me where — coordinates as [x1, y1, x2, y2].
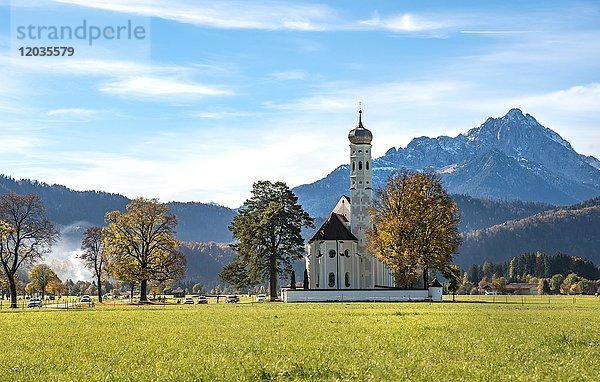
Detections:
[282, 287, 443, 302]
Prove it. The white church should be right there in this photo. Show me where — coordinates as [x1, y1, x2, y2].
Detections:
[282, 109, 443, 302]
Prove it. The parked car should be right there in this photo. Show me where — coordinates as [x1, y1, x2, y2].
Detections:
[256, 293, 267, 302]
[80, 295, 91, 303]
[197, 296, 208, 304]
[225, 295, 239, 303]
[27, 298, 42, 308]
[184, 297, 194, 304]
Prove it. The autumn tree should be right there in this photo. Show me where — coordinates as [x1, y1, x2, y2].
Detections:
[29, 264, 60, 299]
[46, 279, 66, 297]
[220, 181, 313, 301]
[491, 275, 507, 294]
[25, 282, 37, 296]
[102, 198, 185, 302]
[0, 193, 59, 308]
[443, 265, 461, 301]
[79, 227, 106, 302]
[367, 172, 462, 288]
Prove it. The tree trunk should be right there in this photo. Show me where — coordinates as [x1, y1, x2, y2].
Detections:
[140, 279, 148, 302]
[97, 275, 103, 303]
[8, 275, 17, 309]
[423, 266, 429, 289]
[269, 255, 277, 301]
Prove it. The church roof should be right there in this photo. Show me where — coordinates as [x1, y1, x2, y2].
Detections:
[309, 212, 358, 243]
[348, 109, 373, 144]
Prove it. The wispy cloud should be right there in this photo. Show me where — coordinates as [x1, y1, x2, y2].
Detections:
[264, 80, 469, 112]
[48, 0, 471, 36]
[360, 12, 460, 34]
[193, 111, 255, 120]
[518, 83, 600, 112]
[268, 70, 309, 81]
[45, 108, 100, 118]
[98, 76, 232, 100]
[52, 0, 338, 31]
[3, 54, 234, 102]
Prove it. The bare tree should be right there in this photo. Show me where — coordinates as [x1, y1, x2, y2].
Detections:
[79, 227, 105, 302]
[0, 193, 59, 308]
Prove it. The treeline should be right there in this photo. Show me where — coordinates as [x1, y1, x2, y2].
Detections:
[465, 252, 600, 285]
[452, 194, 552, 232]
[459, 204, 600, 267]
[180, 242, 235, 286]
[0, 175, 236, 242]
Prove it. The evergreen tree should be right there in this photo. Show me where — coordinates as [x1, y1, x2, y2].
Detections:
[220, 181, 313, 301]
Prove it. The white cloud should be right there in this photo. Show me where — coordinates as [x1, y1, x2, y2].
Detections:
[45, 108, 99, 118]
[48, 0, 470, 36]
[518, 83, 600, 112]
[265, 80, 468, 112]
[268, 70, 308, 81]
[52, 0, 337, 31]
[360, 12, 456, 33]
[98, 76, 232, 100]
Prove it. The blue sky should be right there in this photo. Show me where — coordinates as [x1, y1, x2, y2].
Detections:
[1, 0, 599, 207]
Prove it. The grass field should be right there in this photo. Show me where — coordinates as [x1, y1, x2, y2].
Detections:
[1, 295, 599, 381]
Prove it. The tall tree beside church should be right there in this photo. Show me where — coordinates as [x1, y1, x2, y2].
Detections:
[79, 227, 106, 302]
[102, 198, 185, 302]
[367, 172, 462, 288]
[220, 181, 313, 301]
[0, 193, 59, 308]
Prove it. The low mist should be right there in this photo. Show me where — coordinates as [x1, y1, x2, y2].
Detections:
[45, 221, 95, 282]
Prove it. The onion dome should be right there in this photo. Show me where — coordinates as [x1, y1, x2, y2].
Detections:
[348, 109, 373, 144]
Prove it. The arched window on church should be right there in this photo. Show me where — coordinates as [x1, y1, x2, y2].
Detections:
[345, 272, 350, 287]
[328, 272, 335, 287]
[366, 161, 370, 170]
[352, 161, 355, 171]
[344, 249, 349, 257]
[359, 161, 362, 170]
[328, 249, 336, 258]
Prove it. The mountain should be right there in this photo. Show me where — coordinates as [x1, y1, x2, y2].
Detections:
[0, 175, 235, 243]
[293, 109, 600, 217]
[459, 197, 600, 268]
[179, 242, 235, 285]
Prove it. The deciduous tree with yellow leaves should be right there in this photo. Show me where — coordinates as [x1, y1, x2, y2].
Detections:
[367, 172, 461, 288]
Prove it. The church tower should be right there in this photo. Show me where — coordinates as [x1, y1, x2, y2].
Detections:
[348, 108, 374, 287]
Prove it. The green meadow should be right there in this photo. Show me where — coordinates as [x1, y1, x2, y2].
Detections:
[1, 296, 599, 381]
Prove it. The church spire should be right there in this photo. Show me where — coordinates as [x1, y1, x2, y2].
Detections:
[358, 102, 364, 128]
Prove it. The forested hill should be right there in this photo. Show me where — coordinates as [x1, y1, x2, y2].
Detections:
[452, 194, 552, 232]
[0, 175, 235, 243]
[179, 242, 235, 285]
[459, 198, 600, 268]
